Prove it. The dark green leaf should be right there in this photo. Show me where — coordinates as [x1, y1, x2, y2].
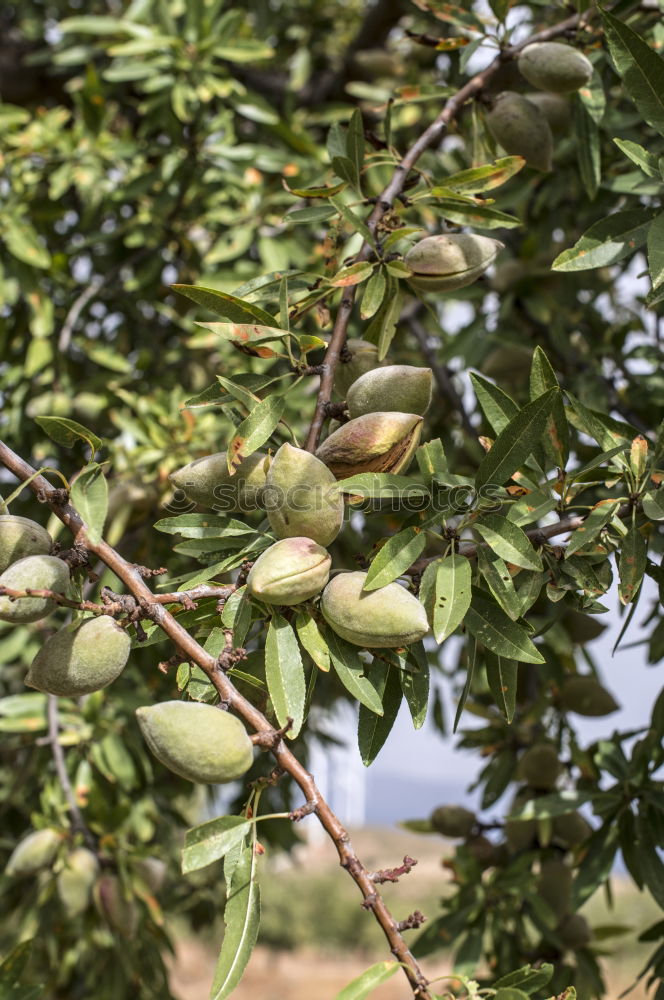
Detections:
[70, 463, 108, 545]
[647, 211, 664, 290]
[357, 662, 403, 765]
[477, 548, 522, 621]
[265, 614, 305, 738]
[485, 651, 517, 723]
[325, 630, 384, 714]
[401, 642, 430, 729]
[465, 589, 544, 664]
[475, 390, 556, 489]
[172, 284, 275, 324]
[227, 396, 284, 472]
[565, 500, 620, 556]
[474, 514, 543, 571]
[443, 156, 525, 193]
[34, 416, 101, 455]
[431, 554, 472, 642]
[470, 372, 519, 435]
[573, 95, 601, 201]
[551, 209, 654, 272]
[619, 522, 647, 605]
[602, 9, 664, 137]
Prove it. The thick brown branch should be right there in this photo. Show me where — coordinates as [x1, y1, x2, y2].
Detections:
[303, 9, 589, 454]
[0, 439, 431, 1000]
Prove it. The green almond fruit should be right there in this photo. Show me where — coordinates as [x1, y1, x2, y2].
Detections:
[93, 874, 137, 937]
[247, 537, 331, 606]
[466, 834, 505, 868]
[519, 743, 561, 790]
[264, 443, 344, 547]
[487, 92, 553, 172]
[135, 701, 254, 784]
[552, 810, 592, 848]
[404, 234, 504, 292]
[430, 804, 476, 839]
[525, 92, 571, 135]
[518, 42, 593, 95]
[505, 787, 537, 853]
[559, 676, 619, 717]
[334, 339, 383, 398]
[538, 859, 573, 920]
[0, 515, 52, 573]
[57, 847, 99, 917]
[134, 856, 167, 894]
[347, 365, 433, 419]
[5, 828, 63, 877]
[321, 571, 429, 648]
[316, 412, 423, 480]
[0, 555, 70, 624]
[169, 450, 267, 512]
[26, 616, 131, 697]
[558, 912, 592, 950]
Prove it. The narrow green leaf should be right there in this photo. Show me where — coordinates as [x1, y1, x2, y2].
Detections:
[618, 522, 647, 605]
[330, 261, 374, 287]
[227, 396, 285, 472]
[295, 613, 330, 672]
[172, 284, 275, 324]
[613, 138, 661, 177]
[431, 554, 472, 642]
[435, 201, 521, 229]
[485, 651, 517, 723]
[2, 216, 51, 269]
[465, 589, 544, 664]
[453, 637, 477, 733]
[365, 282, 404, 361]
[336, 473, 428, 500]
[334, 961, 399, 1000]
[360, 268, 387, 320]
[493, 964, 553, 994]
[475, 390, 556, 490]
[346, 109, 365, 191]
[474, 514, 543, 571]
[601, 9, 664, 138]
[566, 393, 634, 452]
[416, 438, 448, 477]
[402, 642, 430, 729]
[284, 205, 337, 224]
[530, 347, 569, 467]
[325, 630, 384, 714]
[181, 816, 251, 874]
[197, 321, 292, 344]
[70, 463, 108, 545]
[509, 790, 595, 821]
[470, 372, 519, 435]
[364, 528, 427, 591]
[0, 941, 34, 989]
[357, 663, 403, 765]
[443, 156, 525, 193]
[642, 491, 664, 520]
[34, 416, 101, 455]
[210, 845, 260, 1000]
[551, 209, 654, 272]
[566, 500, 621, 556]
[647, 212, 664, 290]
[573, 95, 601, 201]
[265, 614, 305, 737]
[477, 548, 523, 621]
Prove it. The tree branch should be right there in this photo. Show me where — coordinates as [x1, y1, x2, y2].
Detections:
[0, 439, 432, 1000]
[303, 9, 590, 454]
[47, 694, 97, 852]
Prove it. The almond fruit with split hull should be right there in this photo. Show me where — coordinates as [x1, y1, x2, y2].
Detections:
[347, 365, 433, 419]
[321, 571, 429, 648]
[334, 339, 383, 398]
[0, 555, 69, 624]
[264, 443, 343, 546]
[26, 616, 131, 697]
[247, 537, 331, 606]
[316, 412, 423, 479]
[518, 42, 592, 94]
[5, 828, 63, 877]
[136, 701, 254, 784]
[0, 515, 52, 573]
[169, 450, 267, 512]
[404, 234, 504, 292]
[487, 92, 553, 172]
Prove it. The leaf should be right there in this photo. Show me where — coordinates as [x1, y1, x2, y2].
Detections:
[435, 201, 521, 230]
[453, 636, 477, 733]
[530, 347, 569, 468]
[618, 522, 647, 605]
[366, 282, 404, 361]
[196, 321, 293, 345]
[565, 500, 620, 556]
[465, 589, 544, 664]
[484, 651, 517, 723]
[360, 268, 387, 320]
[34, 416, 101, 455]
[551, 209, 654, 271]
[325, 630, 384, 715]
[474, 514, 543, 571]
[443, 156, 525, 193]
[284, 205, 337, 224]
[364, 528, 427, 591]
[337, 473, 429, 500]
[295, 613, 330, 672]
[401, 643, 430, 729]
[475, 390, 556, 490]
[470, 372, 518, 435]
[227, 396, 285, 472]
[70, 463, 108, 545]
[334, 961, 399, 1000]
[330, 261, 374, 287]
[416, 439, 448, 477]
[357, 662, 403, 765]
[2, 217, 51, 269]
[493, 964, 554, 994]
[431, 555, 471, 642]
[573, 95, 601, 201]
[508, 790, 595, 821]
[346, 109, 365, 191]
[477, 547, 523, 621]
[181, 816, 251, 874]
[265, 614, 306, 738]
[566, 393, 634, 452]
[647, 212, 664, 290]
[210, 845, 260, 1000]
[642, 491, 664, 520]
[601, 9, 664, 138]
[172, 284, 275, 324]
[613, 138, 661, 178]
[0, 940, 34, 989]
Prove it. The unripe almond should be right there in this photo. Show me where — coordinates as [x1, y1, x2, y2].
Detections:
[135, 701, 254, 784]
[247, 537, 331, 606]
[519, 744, 561, 790]
[552, 811, 592, 848]
[26, 616, 131, 697]
[487, 92, 553, 172]
[538, 859, 573, 920]
[518, 42, 592, 94]
[321, 571, 429, 648]
[94, 874, 137, 937]
[169, 450, 267, 512]
[0, 515, 52, 573]
[404, 234, 503, 292]
[5, 828, 63, 877]
[525, 92, 571, 135]
[316, 412, 423, 479]
[0, 555, 69, 624]
[264, 443, 344, 546]
[347, 365, 433, 419]
[334, 339, 383, 398]
[134, 856, 167, 894]
[559, 676, 619, 717]
[558, 912, 592, 950]
[57, 848, 99, 917]
[430, 805, 476, 838]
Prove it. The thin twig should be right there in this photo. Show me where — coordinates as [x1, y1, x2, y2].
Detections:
[46, 695, 97, 852]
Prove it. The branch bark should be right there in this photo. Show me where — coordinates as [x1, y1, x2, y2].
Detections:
[47, 694, 97, 852]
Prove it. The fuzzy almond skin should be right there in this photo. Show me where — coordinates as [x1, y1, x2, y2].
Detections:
[347, 365, 433, 419]
[525, 92, 571, 135]
[558, 913, 592, 950]
[135, 701, 254, 784]
[405, 234, 504, 292]
[559, 676, 619, 716]
[487, 92, 553, 172]
[538, 860, 572, 921]
[333, 339, 383, 398]
[247, 537, 331, 606]
[169, 450, 267, 512]
[0, 555, 69, 624]
[93, 874, 137, 937]
[0, 516, 52, 574]
[430, 805, 476, 839]
[321, 571, 429, 648]
[552, 811, 592, 847]
[264, 443, 344, 546]
[26, 616, 131, 697]
[519, 743, 561, 790]
[316, 412, 422, 479]
[518, 42, 592, 94]
[57, 848, 99, 917]
[5, 828, 63, 877]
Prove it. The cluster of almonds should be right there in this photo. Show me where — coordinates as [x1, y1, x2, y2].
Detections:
[171, 363, 436, 648]
[486, 42, 593, 172]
